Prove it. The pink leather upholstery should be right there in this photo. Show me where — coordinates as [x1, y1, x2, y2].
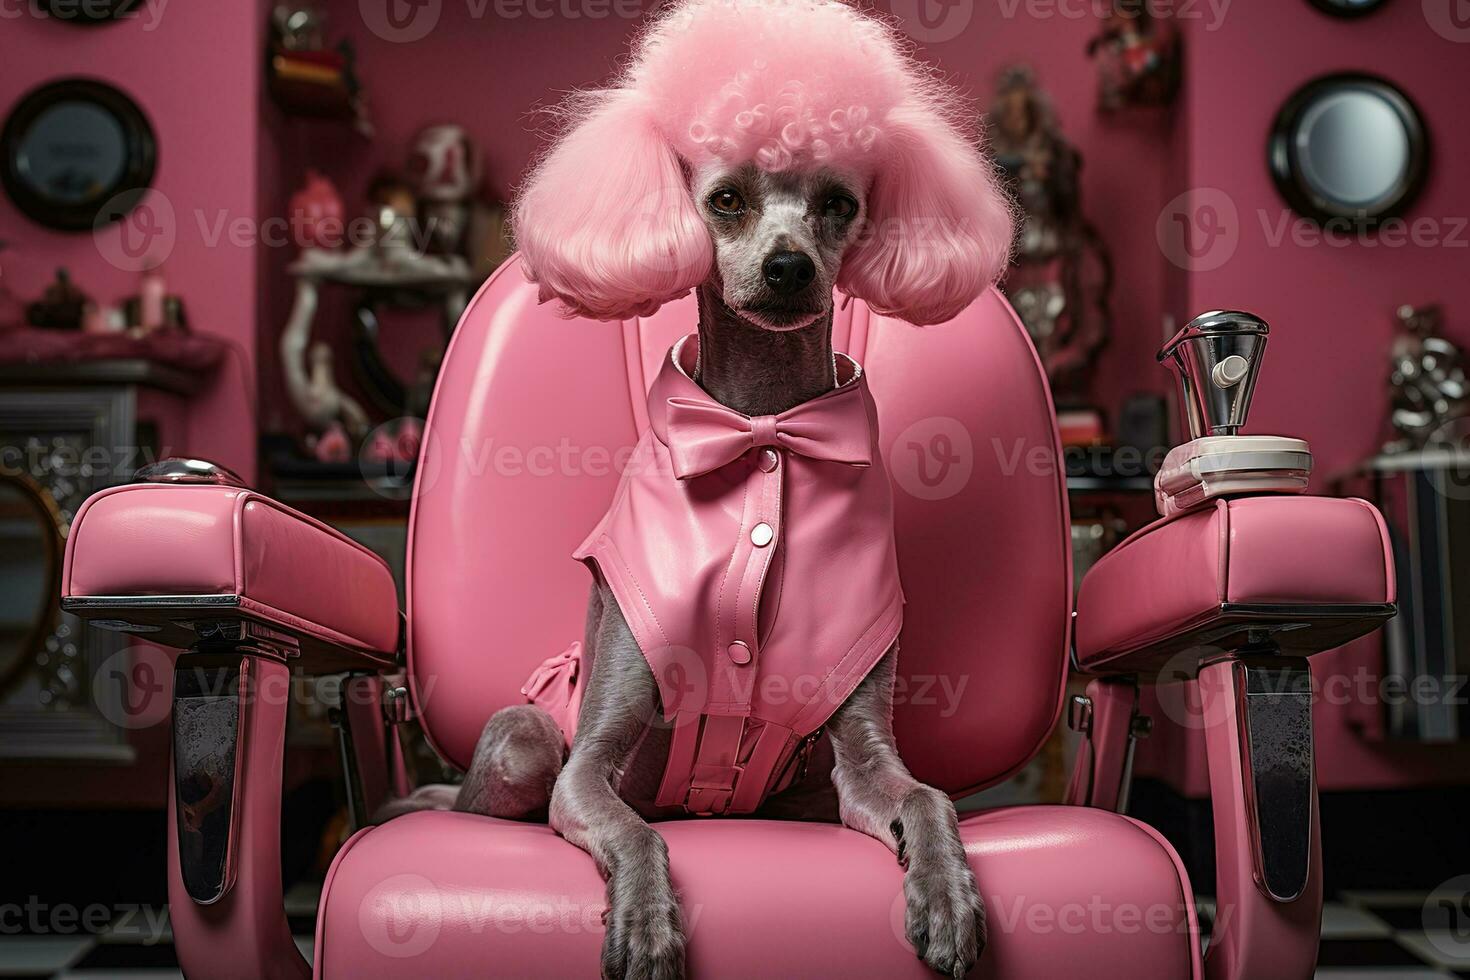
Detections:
[63, 483, 400, 660]
[1074, 496, 1393, 670]
[408, 255, 1071, 795]
[317, 807, 1201, 979]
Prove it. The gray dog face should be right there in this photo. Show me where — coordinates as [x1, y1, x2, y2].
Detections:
[691, 162, 868, 331]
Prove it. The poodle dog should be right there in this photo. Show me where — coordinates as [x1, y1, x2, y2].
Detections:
[385, 2, 1014, 977]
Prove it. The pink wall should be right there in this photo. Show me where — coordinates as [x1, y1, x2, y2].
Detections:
[8, 3, 1463, 499]
[1, 2, 266, 482]
[254, 0, 1173, 436]
[1137, 3, 1470, 794]
[916, 2, 1177, 417]
[1175, 1, 1470, 484]
[254, 2, 638, 435]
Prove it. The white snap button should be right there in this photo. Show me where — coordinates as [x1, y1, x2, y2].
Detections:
[750, 522, 774, 547]
[758, 449, 779, 472]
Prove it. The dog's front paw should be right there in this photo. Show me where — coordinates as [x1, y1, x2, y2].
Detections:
[601, 889, 685, 980]
[904, 862, 986, 978]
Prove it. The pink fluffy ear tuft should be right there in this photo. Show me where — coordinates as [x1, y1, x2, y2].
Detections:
[838, 102, 1016, 326]
[512, 91, 713, 321]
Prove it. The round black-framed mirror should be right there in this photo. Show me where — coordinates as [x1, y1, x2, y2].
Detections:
[1, 78, 157, 232]
[1307, 0, 1390, 16]
[36, 0, 143, 24]
[1268, 72, 1428, 228]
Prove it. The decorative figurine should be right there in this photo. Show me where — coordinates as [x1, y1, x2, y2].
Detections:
[289, 169, 345, 250]
[137, 263, 167, 333]
[987, 67, 1113, 416]
[280, 274, 371, 451]
[278, 161, 476, 461]
[366, 173, 421, 256]
[26, 268, 89, 330]
[312, 421, 352, 464]
[266, 2, 370, 133]
[271, 2, 326, 51]
[1386, 304, 1468, 451]
[1087, 0, 1180, 112]
[406, 124, 481, 257]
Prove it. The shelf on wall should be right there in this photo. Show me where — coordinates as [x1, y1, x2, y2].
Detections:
[0, 326, 228, 395]
[0, 359, 209, 396]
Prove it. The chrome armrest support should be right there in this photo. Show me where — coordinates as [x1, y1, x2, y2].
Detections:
[1198, 653, 1322, 980]
[168, 647, 311, 980]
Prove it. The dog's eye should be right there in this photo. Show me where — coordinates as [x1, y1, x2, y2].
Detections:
[708, 190, 745, 215]
[821, 194, 858, 220]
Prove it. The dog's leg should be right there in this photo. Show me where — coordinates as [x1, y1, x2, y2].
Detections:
[368, 783, 459, 822]
[826, 648, 984, 978]
[452, 703, 565, 818]
[452, 585, 607, 820]
[551, 585, 684, 980]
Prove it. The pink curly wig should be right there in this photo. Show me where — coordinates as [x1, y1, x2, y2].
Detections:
[512, 0, 1015, 325]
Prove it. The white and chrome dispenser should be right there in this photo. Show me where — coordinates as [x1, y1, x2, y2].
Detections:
[1154, 310, 1314, 517]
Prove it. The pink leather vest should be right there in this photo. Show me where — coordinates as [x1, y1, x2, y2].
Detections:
[526, 335, 904, 815]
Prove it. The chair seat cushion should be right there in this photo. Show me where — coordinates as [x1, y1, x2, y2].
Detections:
[63, 483, 399, 665]
[317, 806, 1201, 979]
[1075, 496, 1394, 672]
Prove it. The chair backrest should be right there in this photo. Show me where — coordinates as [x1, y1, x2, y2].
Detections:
[407, 254, 1071, 796]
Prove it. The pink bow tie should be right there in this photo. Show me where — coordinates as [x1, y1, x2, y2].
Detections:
[663, 389, 873, 480]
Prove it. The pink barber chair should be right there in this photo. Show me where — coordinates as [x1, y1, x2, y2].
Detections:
[61, 263, 1394, 979]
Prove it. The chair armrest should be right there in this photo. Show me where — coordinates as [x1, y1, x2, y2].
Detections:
[62, 483, 400, 671]
[61, 479, 403, 977]
[1074, 495, 1395, 675]
[1071, 495, 1390, 980]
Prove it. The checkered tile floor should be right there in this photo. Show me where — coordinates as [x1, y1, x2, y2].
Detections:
[2, 887, 1467, 977]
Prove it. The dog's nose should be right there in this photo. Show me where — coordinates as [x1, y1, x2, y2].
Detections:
[762, 251, 816, 296]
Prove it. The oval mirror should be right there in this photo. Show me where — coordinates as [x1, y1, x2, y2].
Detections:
[1269, 73, 1428, 228]
[0, 472, 64, 697]
[37, 0, 143, 23]
[1307, 0, 1390, 17]
[1, 78, 157, 232]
